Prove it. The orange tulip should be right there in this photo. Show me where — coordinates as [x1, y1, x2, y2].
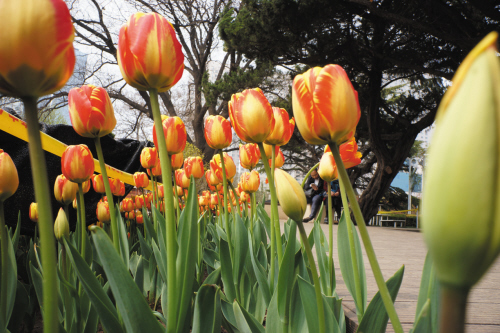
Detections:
[210, 153, 236, 181]
[272, 148, 285, 168]
[133, 172, 149, 188]
[175, 169, 190, 189]
[117, 12, 184, 92]
[136, 211, 144, 224]
[210, 193, 219, 208]
[265, 107, 295, 146]
[126, 210, 135, 220]
[135, 195, 145, 210]
[240, 191, 251, 203]
[92, 174, 106, 194]
[96, 201, 110, 224]
[29, 202, 38, 222]
[69, 85, 116, 138]
[204, 115, 232, 149]
[228, 88, 275, 143]
[54, 174, 78, 206]
[122, 197, 135, 212]
[239, 143, 261, 170]
[292, 65, 360, 146]
[152, 116, 187, 155]
[184, 156, 204, 179]
[240, 170, 260, 194]
[157, 184, 164, 198]
[175, 186, 184, 197]
[110, 178, 124, 196]
[199, 195, 209, 207]
[140, 147, 158, 170]
[148, 158, 162, 177]
[171, 152, 184, 170]
[0, 149, 18, 202]
[82, 179, 91, 193]
[61, 145, 95, 183]
[205, 169, 220, 187]
[324, 137, 362, 169]
[0, 0, 75, 97]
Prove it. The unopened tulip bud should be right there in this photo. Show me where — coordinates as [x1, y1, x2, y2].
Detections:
[96, 201, 111, 224]
[241, 170, 260, 193]
[136, 210, 144, 224]
[73, 198, 78, 210]
[158, 184, 164, 198]
[152, 116, 187, 155]
[54, 208, 69, 241]
[318, 152, 338, 183]
[175, 169, 190, 189]
[54, 174, 78, 206]
[122, 197, 135, 212]
[422, 32, 500, 289]
[135, 195, 145, 210]
[0, 149, 19, 202]
[274, 169, 307, 222]
[29, 202, 38, 222]
[239, 143, 261, 170]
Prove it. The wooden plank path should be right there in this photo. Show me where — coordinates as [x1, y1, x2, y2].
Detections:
[292, 222, 500, 333]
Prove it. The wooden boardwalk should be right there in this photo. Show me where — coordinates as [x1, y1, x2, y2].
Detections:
[295, 222, 500, 333]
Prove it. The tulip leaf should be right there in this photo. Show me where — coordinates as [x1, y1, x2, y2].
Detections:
[337, 212, 367, 314]
[265, 289, 283, 333]
[313, 222, 331, 295]
[192, 284, 222, 333]
[137, 229, 152, 259]
[413, 252, 440, 333]
[220, 239, 237, 302]
[204, 267, 222, 285]
[257, 204, 271, 240]
[151, 240, 167, 285]
[7, 281, 29, 333]
[91, 227, 164, 333]
[410, 299, 432, 333]
[277, 220, 297, 323]
[11, 213, 21, 251]
[232, 300, 265, 333]
[175, 176, 199, 333]
[289, 281, 308, 333]
[248, 235, 271, 307]
[357, 265, 405, 333]
[1, 225, 17, 328]
[116, 209, 129, 269]
[63, 238, 123, 332]
[233, 214, 249, 285]
[142, 207, 158, 244]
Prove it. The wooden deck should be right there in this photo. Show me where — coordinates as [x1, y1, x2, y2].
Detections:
[295, 222, 500, 333]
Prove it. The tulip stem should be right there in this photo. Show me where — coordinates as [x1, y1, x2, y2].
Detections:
[0, 201, 8, 326]
[173, 184, 181, 226]
[329, 143, 403, 333]
[338, 179, 364, 322]
[77, 183, 87, 263]
[149, 89, 177, 333]
[219, 151, 234, 265]
[297, 220, 326, 333]
[23, 96, 58, 333]
[251, 193, 256, 239]
[327, 182, 333, 296]
[271, 145, 283, 263]
[94, 137, 119, 253]
[439, 285, 468, 333]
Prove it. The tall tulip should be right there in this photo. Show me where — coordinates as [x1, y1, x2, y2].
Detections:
[265, 107, 295, 146]
[292, 65, 360, 146]
[204, 115, 232, 149]
[184, 156, 204, 179]
[229, 88, 275, 143]
[152, 116, 187, 155]
[117, 12, 184, 93]
[54, 175, 78, 206]
[68, 85, 116, 138]
[61, 145, 95, 184]
[239, 143, 260, 170]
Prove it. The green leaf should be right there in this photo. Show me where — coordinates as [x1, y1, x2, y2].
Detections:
[337, 213, 367, 315]
[2, 225, 17, 328]
[357, 265, 405, 333]
[83, 304, 99, 333]
[91, 228, 164, 333]
[192, 284, 222, 333]
[7, 281, 29, 333]
[137, 229, 152, 260]
[233, 214, 249, 285]
[151, 240, 167, 285]
[411, 299, 432, 333]
[220, 239, 236, 302]
[289, 280, 308, 333]
[256, 204, 271, 240]
[175, 176, 199, 333]
[313, 222, 331, 295]
[232, 301, 265, 333]
[277, 220, 296, 323]
[204, 267, 222, 285]
[116, 210, 129, 269]
[413, 252, 440, 333]
[63, 238, 124, 333]
[142, 207, 158, 244]
[221, 299, 238, 332]
[203, 248, 219, 269]
[265, 287, 283, 333]
[248, 235, 271, 306]
[11, 213, 21, 251]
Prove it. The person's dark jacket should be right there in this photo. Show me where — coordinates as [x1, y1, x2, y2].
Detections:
[304, 175, 325, 197]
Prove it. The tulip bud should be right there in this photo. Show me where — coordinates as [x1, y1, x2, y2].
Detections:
[211, 153, 236, 181]
[54, 208, 69, 241]
[29, 202, 38, 222]
[274, 169, 307, 222]
[318, 152, 338, 183]
[133, 172, 149, 188]
[140, 147, 158, 170]
[96, 201, 111, 224]
[264, 107, 295, 146]
[229, 88, 275, 143]
[241, 170, 260, 194]
[61, 145, 95, 183]
[136, 210, 144, 224]
[171, 152, 184, 170]
[72, 198, 77, 210]
[92, 174, 106, 193]
[122, 197, 135, 212]
[54, 174, 78, 206]
[152, 116, 187, 155]
[422, 32, 500, 289]
[135, 195, 145, 210]
[69, 85, 117, 138]
[175, 169, 190, 189]
[292, 65, 360, 146]
[205, 169, 220, 187]
[82, 179, 91, 193]
[239, 143, 261, 170]
[274, 149, 285, 168]
[204, 115, 232, 149]
[0, 149, 19, 202]
[184, 156, 204, 179]
[324, 137, 362, 169]
[117, 12, 184, 93]
[157, 184, 164, 198]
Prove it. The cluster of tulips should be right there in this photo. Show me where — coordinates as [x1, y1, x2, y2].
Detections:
[1, 0, 500, 332]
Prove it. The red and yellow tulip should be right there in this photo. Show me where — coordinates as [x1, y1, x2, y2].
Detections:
[265, 107, 295, 146]
[140, 147, 158, 170]
[229, 88, 275, 143]
[210, 153, 236, 181]
[175, 169, 190, 189]
[133, 172, 149, 188]
[61, 145, 95, 184]
[292, 65, 360, 146]
[122, 197, 135, 212]
[0, 149, 18, 202]
[184, 156, 204, 179]
[239, 143, 260, 170]
[117, 12, 184, 92]
[0, 0, 75, 97]
[54, 174, 78, 206]
[68, 85, 116, 138]
[92, 175, 106, 194]
[29, 202, 38, 222]
[152, 116, 187, 155]
[204, 115, 232, 149]
[171, 152, 184, 170]
[241, 170, 260, 194]
[96, 201, 110, 223]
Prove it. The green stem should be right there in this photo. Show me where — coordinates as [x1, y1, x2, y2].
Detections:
[94, 137, 119, 252]
[228, 182, 238, 221]
[338, 178, 364, 321]
[330, 143, 403, 333]
[327, 182, 333, 296]
[439, 285, 468, 333]
[23, 96, 58, 333]
[271, 145, 283, 263]
[228, 182, 241, 218]
[149, 89, 177, 333]
[174, 183, 181, 226]
[301, 162, 321, 188]
[61, 246, 70, 330]
[297, 220, 326, 333]
[0, 202, 8, 325]
[219, 151, 234, 264]
[251, 193, 256, 239]
[77, 184, 86, 261]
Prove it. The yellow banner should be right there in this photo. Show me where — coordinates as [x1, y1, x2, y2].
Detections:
[0, 109, 154, 191]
